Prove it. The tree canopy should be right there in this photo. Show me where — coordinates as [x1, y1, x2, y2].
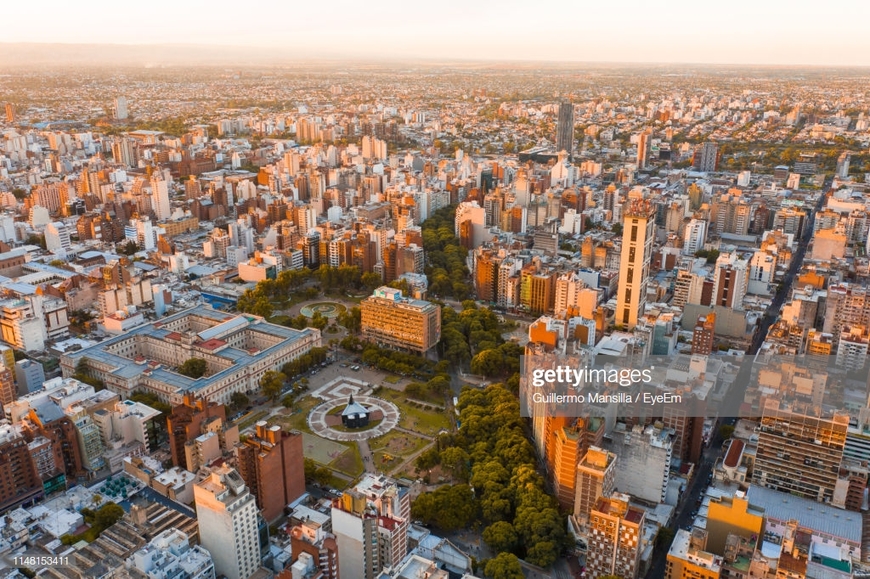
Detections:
[259, 370, 285, 400]
[230, 392, 250, 410]
[484, 553, 524, 579]
[178, 358, 207, 379]
[412, 382, 568, 567]
[422, 206, 472, 300]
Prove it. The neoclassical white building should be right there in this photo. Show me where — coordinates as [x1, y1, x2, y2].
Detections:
[61, 305, 320, 405]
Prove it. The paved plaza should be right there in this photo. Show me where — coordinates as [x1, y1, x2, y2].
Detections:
[308, 376, 400, 442]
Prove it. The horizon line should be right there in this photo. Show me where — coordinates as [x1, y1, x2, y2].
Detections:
[2, 42, 870, 70]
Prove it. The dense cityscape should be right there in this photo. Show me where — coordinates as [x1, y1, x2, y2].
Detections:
[0, 57, 869, 579]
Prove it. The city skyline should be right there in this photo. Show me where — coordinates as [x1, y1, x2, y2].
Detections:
[4, 0, 870, 67]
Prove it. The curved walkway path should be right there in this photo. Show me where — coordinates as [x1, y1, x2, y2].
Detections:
[308, 395, 400, 442]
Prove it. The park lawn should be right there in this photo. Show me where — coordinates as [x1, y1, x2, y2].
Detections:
[383, 375, 402, 384]
[330, 446, 364, 477]
[368, 430, 429, 456]
[326, 473, 350, 491]
[372, 450, 403, 472]
[376, 389, 450, 436]
[268, 396, 321, 433]
[395, 468, 417, 481]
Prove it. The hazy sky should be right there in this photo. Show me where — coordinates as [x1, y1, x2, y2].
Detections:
[5, 0, 870, 66]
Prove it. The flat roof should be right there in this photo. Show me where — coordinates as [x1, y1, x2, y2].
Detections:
[746, 486, 862, 543]
[64, 304, 317, 394]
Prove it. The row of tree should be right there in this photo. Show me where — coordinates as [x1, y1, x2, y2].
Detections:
[339, 336, 435, 376]
[438, 301, 521, 379]
[411, 383, 568, 568]
[236, 264, 413, 321]
[281, 346, 329, 380]
[422, 206, 473, 300]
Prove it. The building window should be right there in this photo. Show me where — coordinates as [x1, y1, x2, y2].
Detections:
[630, 226, 637, 242]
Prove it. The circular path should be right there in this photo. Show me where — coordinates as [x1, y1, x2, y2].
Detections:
[300, 302, 346, 319]
[308, 395, 400, 441]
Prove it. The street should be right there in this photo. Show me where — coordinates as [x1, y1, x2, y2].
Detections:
[644, 183, 825, 579]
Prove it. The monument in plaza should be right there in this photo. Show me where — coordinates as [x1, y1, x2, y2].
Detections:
[340, 394, 371, 428]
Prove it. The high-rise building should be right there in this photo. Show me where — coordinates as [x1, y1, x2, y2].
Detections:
[554, 271, 599, 318]
[235, 422, 305, 523]
[823, 285, 870, 349]
[710, 190, 751, 236]
[151, 176, 171, 221]
[691, 313, 716, 356]
[474, 248, 502, 303]
[45, 222, 72, 253]
[168, 394, 235, 470]
[454, 201, 491, 249]
[331, 474, 410, 579]
[519, 263, 556, 315]
[5, 103, 15, 123]
[586, 494, 645, 579]
[0, 364, 14, 411]
[112, 137, 139, 167]
[682, 219, 707, 256]
[837, 152, 851, 179]
[747, 248, 777, 296]
[114, 96, 128, 120]
[288, 506, 340, 579]
[836, 326, 870, 371]
[14, 359, 45, 395]
[549, 416, 604, 511]
[772, 206, 807, 238]
[672, 265, 708, 309]
[0, 422, 43, 511]
[753, 399, 848, 504]
[0, 298, 48, 352]
[302, 230, 321, 268]
[32, 182, 70, 214]
[616, 199, 656, 329]
[661, 393, 706, 465]
[711, 252, 748, 309]
[396, 244, 424, 277]
[194, 466, 261, 579]
[556, 102, 574, 158]
[606, 423, 674, 504]
[573, 446, 616, 529]
[360, 287, 441, 354]
[636, 129, 651, 170]
[693, 142, 719, 173]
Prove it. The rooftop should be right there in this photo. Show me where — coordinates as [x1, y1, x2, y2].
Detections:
[63, 304, 318, 395]
[668, 529, 722, 572]
[746, 486, 862, 543]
